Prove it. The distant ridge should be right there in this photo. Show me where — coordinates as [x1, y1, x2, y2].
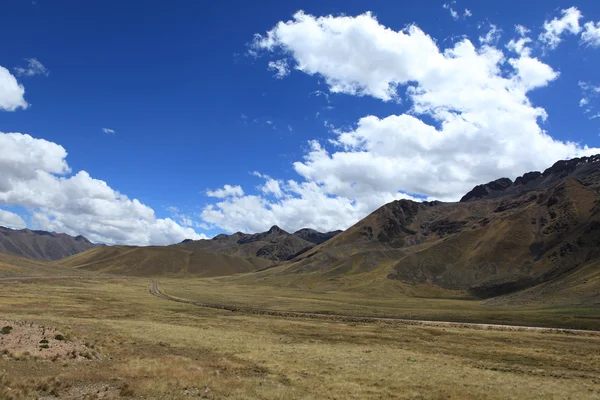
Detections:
[460, 155, 600, 202]
[0, 226, 96, 261]
[178, 225, 342, 261]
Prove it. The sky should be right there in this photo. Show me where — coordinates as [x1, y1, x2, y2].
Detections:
[1, 0, 600, 245]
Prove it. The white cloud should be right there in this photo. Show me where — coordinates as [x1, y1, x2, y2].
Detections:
[515, 24, 530, 37]
[539, 7, 582, 49]
[0, 209, 26, 229]
[443, 2, 459, 21]
[464, 9, 472, 18]
[201, 176, 418, 234]
[581, 21, 600, 47]
[201, 11, 600, 233]
[268, 59, 290, 79]
[507, 36, 533, 57]
[0, 132, 206, 245]
[260, 178, 284, 198]
[102, 128, 116, 135]
[13, 58, 49, 77]
[578, 81, 600, 116]
[479, 24, 501, 45]
[0, 66, 28, 111]
[206, 185, 244, 198]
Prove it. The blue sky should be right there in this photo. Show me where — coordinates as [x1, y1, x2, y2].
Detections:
[1, 0, 600, 244]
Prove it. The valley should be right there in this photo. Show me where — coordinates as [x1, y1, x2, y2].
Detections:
[1, 155, 600, 398]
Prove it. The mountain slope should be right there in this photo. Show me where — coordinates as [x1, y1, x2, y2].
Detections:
[177, 225, 341, 261]
[272, 156, 600, 299]
[0, 252, 96, 277]
[53, 245, 273, 277]
[0, 226, 96, 261]
[50, 226, 342, 277]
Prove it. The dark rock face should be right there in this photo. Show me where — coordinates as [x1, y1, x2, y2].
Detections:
[460, 155, 600, 203]
[460, 178, 513, 202]
[514, 171, 542, 186]
[237, 225, 289, 245]
[0, 226, 96, 261]
[542, 154, 600, 177]
[293, 229, 342, 244]
[426, 219, 467, 237]
[376, 200, 422, 247]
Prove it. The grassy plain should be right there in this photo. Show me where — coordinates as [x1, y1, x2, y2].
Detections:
[0, 277, 599, 399]
[159, 272, 600, 331]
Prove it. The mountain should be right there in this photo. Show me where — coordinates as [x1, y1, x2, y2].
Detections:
[53, 245, 272, 277]
[0, 226, 97, 261]
[47, 226, 341, 277]
[0, 252, 98, 278]
[274, 155, 600, 300]
[177, 225, 342, 261]
[460, 154, 600, 202]
[293, 228, 343, 245]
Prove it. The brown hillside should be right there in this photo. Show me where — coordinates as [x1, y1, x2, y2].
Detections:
[0, 226, 96, 261]
[275, 156, 600, 299]
[54, 245, 273, 277]
[176, 225, 333, 261]
[0, 252, 90, 277]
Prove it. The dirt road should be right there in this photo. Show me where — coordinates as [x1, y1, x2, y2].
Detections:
[149, 280, 600, 336]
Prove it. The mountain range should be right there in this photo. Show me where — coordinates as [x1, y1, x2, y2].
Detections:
[0, 226, 97, 261]
[177, 226, 342, 261]
[278, 155, 600, 302]
[1, 155, 599, 306]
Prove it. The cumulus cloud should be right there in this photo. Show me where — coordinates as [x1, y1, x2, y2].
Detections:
[581, 21, 600, 47]
[507, 36, 533, 57]
[102, 128, 116, 135]
[0, 132, 206, 245]
[206, 185, 244, 198]
[0, 66, 28, 111]
[201, 176, 418, 233]
[0, 209, 26, 229]
[203, 11, 600, 234]
[14, 58, 49, 77]
[539, 7, 582, 49]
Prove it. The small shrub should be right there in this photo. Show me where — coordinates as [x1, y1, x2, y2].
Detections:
[54, 334, 65, 341]
[39, 344, 49, 349]
[39, 339, 49, 344]
[0, 326, 12, 335]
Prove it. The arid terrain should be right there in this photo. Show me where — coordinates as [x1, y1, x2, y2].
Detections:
[1, 156, 600, 398]
[0, 277, 598, 399]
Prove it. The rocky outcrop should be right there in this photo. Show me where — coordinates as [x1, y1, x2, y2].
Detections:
[460, 178, 513, 202]
[293, 229, 342, 244]
[461, 155, 600, 203]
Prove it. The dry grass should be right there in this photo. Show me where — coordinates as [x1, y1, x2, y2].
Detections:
[52, 246, 272, 277]
[159, 276, 600, 330]
[0, 277, 598, 399]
